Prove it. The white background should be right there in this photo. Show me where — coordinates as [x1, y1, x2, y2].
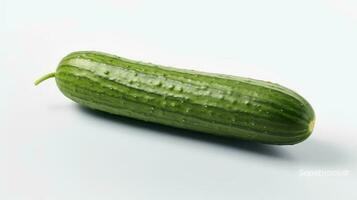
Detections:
[1, 0, 357, 199]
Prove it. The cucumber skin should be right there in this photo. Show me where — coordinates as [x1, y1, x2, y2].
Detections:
[55, 51, 315, 145]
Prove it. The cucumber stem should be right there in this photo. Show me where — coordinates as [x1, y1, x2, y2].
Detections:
[34, 72, 56, 86]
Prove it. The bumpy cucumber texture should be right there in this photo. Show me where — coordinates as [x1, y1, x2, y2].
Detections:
[35, 51, 315, 145]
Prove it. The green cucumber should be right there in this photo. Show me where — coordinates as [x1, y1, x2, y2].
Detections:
[35, 51, 315, 145]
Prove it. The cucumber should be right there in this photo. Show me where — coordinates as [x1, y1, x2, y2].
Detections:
[35, 51, 315, 145]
